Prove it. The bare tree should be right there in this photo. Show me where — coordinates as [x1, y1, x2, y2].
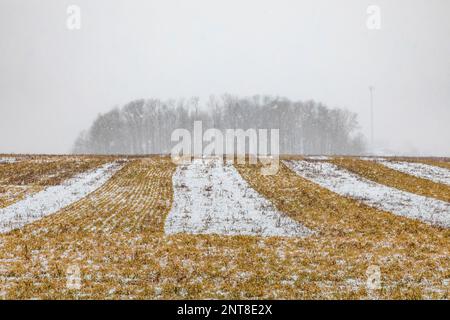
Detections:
[72, 95, 366, 155]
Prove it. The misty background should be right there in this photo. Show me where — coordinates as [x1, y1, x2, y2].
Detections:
[0, 0, 449, 156]
[73, 96, 366, 155]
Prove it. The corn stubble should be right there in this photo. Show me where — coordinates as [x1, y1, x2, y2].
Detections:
[331, 157, 450, 202]
[0, 156, 110, 208]
[0, 156, 448, 299]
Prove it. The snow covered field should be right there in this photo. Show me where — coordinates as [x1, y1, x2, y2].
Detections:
[0, 162, 123, 233]
[358, 157, 386, 161]
[305, 156, 330, 160]
[165, 158, 312, 237]
[0, 156, 448, 299]
[284, 160, 450, 228]
[378, 160, 450, 185]
[0, 158, 17, 164]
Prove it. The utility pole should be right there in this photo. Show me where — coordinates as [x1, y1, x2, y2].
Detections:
[369, 86, 374, 153]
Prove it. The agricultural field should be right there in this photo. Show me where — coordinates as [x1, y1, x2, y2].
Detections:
[0, 155, 448, 299]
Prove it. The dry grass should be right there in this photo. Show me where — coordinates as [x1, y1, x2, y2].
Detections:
[0, 157, 448, 299]
[361, 156, 450, 170]
[330, 158, 450, 202]
[0, 157, 179, 299]
[0, 156, 109, 186]
[235, 161, 450, 299]
[411, 159, 450, 171]
[22, 158, 175, 236]
[0, 185, 43, 209]
[0, 156, 110, 208]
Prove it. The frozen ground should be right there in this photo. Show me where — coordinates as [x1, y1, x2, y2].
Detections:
[378, 160, 450, 186]
[358, 157, 386, 161]
[284, 160, 450, 228]
[0, 158, 17, 164]
[165, 158, 312, 237]
[306, 156, 330, 160]
[0, 162, 123, 233]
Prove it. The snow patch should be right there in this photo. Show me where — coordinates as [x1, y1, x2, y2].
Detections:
[358, 157, 386, 161]
[284, 160, 450, 228]
[165, 159, 312, 237]
[0, 157, 17, 164]
[306, 156, 330, 160]
[0, 162, 123, 233]
[378, 161, 450, 186]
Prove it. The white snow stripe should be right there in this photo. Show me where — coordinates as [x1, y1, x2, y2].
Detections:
[284, 160, 450, 228]
[0, 162, 124, 233]
[164, 158, 312, 237]
[377, 161, 450, 186]
[306, 156, 331, 160]
[358, 157, 386, 161]
[0, 157, 17, 164]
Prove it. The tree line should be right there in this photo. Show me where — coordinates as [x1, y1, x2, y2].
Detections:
[72, 95, 366, 155]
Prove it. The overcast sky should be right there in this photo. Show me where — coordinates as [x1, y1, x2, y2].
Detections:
[0, 0, 449, 155]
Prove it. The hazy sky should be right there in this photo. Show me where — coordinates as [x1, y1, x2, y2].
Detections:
[0, 0, 449, 155]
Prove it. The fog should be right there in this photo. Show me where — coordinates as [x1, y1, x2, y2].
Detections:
[0, 0, 449, 156]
